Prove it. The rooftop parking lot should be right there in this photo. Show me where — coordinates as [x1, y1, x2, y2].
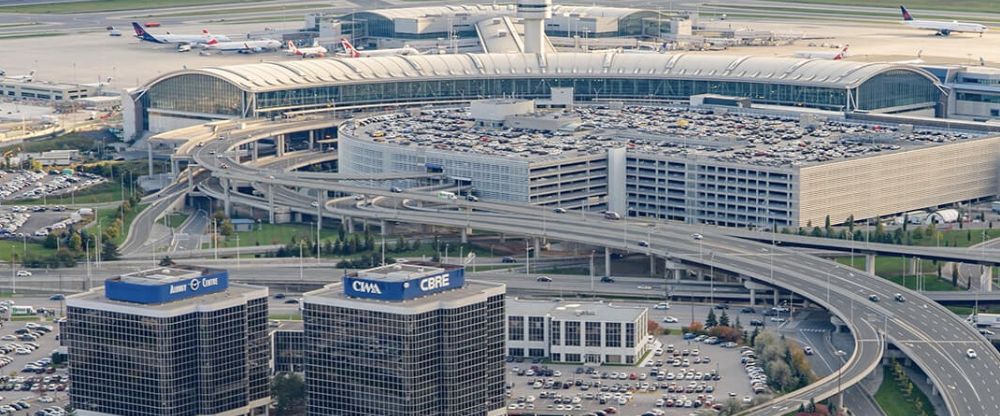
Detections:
[348, 105, 985, 167]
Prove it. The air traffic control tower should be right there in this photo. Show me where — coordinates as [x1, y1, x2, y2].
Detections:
[302, 262, 507, 415]
[518, 0, 552, 53]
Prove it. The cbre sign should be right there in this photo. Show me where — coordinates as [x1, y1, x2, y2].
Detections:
[342, 268, 465, 301]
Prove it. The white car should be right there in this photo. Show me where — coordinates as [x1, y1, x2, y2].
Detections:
[967, 349, 978, 359]
[662, 316, 678, 323]
[653, 302, 670, 310]
[637, 285, 653, 290]
[15, 270, 31, 277]
[691, 233, 704, 240]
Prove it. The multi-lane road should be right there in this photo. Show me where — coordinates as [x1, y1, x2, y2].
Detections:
[165, 123, 1000, 416]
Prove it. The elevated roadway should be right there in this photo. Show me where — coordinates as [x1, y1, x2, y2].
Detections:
[172, 116, 1000, 416]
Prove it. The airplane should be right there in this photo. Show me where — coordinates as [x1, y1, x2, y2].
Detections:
[131, 22, 230, 45]
[203, 38, 282, 54]
[338, 38, 419, 58]
[2, 70, 35, 82]
[287, 40, 328, 58]
[794, 44, 848, 60]
[900, 6, 987, 36]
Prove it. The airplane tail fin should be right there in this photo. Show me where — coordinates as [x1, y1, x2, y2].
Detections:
[131, 22, 157, 41]
[833, 44, 849, 60]
[900, 6, 914, 21]
[206, 37, 219, 45]
[287, 40, 298, 53]
[341, 38, 360, 58]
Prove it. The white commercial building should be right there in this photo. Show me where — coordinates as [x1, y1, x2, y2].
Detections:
[507, 299, 649, 364]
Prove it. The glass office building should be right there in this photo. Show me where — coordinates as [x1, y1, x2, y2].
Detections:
[127, 52, 942, 139]
[63, 266, 270, 416]
[302, 262, 506, 416]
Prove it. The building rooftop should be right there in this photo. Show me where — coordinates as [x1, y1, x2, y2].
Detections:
[152, 52, 936, 93]
[354, 262, 446, 282]
[305, 279, 504, 310]
[67, 282, 267, 314]
[344, 104, 988, 167]
[509, 298, 646, 322]
[110, 265, 205, 286]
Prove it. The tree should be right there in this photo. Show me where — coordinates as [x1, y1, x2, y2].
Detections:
[271, 373, 306, 415]
[69, 232, 83, 252]
[705, 309, 718, 328]
[687, 321, 704, 334]
[719, 310, 730, 327]
[811, 226, 823, 237]
[219, 219, 235, 236]
[824, 215, 832, 237]
[952, 264, 959, 287]
[42, 233, 58, 249]
[101, 240, 120, 261]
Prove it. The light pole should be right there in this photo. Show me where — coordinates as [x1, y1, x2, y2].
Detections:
[525, 239, 530, 277]
[589, 250, 596, 292]
[709, 252, 715, 305]
[298, 241, 304, 281]
[445, 243, 450, 264]
[834, 349, 847, 414]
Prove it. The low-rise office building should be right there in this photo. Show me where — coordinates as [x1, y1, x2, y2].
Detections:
[302, 262, 506, 416]
[63, 266, 270, 416]
[270, 321, 305, 373]
[507, 299, 650, 365]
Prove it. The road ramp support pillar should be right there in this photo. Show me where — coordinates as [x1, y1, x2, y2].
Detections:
[604, 247, 611, 278]
[461, 228, 469, 244]
[864, 253, 876, 275]
[749, 288, 756, 306]
[223, 178, 232, 217]
[982, 266, 994, 292]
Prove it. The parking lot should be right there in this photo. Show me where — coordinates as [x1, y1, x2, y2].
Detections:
[346, 105, 984, 168]
[0, 301, 68, 415]
[0, 207, 81, 238]
[0, 170, 105, 202]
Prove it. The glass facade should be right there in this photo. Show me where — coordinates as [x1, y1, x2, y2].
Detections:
[272, 329, 305, 373]
[64, 293, 269, 416]
[146, 74, 245, 116]
[508, 315, 524, 341]
[303, 293, 505, 416]
[528, 316, 546, 342]
[856, 70, 940, 110]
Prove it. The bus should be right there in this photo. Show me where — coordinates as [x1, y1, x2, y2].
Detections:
[437, 191, 457, 200]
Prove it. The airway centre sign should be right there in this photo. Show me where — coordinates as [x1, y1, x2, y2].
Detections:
[343, 268, 465, 301]
[105, 271, 229, 304]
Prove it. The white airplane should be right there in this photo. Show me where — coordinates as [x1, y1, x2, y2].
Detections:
[900, 6, 987, 36]
[287, 40, 328, 58]
[203, 38, 282, 54]
[338, 38, 419, 58]
[2, 70, 35, 82]
[794, 44, 848, 60]
[131, 22, 230, 45]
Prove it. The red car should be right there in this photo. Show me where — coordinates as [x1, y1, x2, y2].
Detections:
[144, 21, 161, 28]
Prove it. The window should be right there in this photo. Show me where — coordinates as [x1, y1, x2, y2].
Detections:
[508, 316, 524, 341]
[625, 323, 635, 348]
[528, 316, 546, 342]
[551, 353, 561, 362]
[564, 322, 581, 346]
[605, 322, 621, 347]
[529, 348, 545, 357]
[564, 353, 581, 363]
[585, 322, 602, 347]
[508, 348, 524, 357]
[551, 321, 561, 346]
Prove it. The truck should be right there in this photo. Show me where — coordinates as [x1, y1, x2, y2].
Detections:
[437, 191, 457, 200]
[10, 306, 35, 316]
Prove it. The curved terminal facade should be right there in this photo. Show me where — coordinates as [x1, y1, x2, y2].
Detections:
[126, 52, 942, 139]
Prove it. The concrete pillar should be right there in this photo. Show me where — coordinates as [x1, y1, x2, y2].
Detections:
[187, 168, 194, 190]
[147, 142, 154, 176]
[170, 158, 179, 177]
[276, 135, 285, 157]
[267, 183, 275, 224]
[316, 192, 324, 230]
[909, 257, 918, 277]
[865, 253, 876, 275]
[223, 178, 232, 217]
[604, 247, 611, 277]
[649, 255, 656, 277]
[380, 220, 387, 236]
[345, 217, 354, 232]
[982, 266, 994, 292]
[749, 288, 757, 306]
[309, 130, 315, 150]
[773, 289, 779, 306]
[461, 228, 469, 244]
[499, 233, 506, 243]
[533, 238, 541, 258]
[251, 142, 258, 162]
[362, 219, 368, 232]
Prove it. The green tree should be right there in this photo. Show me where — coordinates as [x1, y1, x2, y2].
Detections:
[706, 309, 718, 328]
[271, 373, 306, 415]
[101, 239, 120, 261]
[42, 233, 58, 249]
[824, 215, 832, 237]
[69, 232, 83, 252]
[219, 219, 235, 236]
[719, 310, 730, 327]
[811, 226, 823, 237]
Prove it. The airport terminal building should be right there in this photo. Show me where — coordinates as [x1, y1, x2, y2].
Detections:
[125, 52, 943, 139]
[302, 262, 506, 416]
[63, 266, 270, 416]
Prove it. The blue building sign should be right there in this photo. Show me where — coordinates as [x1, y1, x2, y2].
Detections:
[343, 268, 465, 301]
[105, 270, 229, 304]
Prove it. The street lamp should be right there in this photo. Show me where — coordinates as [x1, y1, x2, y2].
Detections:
[834, 349, 847, 414]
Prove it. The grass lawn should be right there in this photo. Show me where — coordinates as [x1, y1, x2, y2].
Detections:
[1, 133, 100, 154]
[162, 212, 190, 230]
[835, 256, 960, 291]
[0, 32, 65, 40]
[771, 0, 997, 13]
[95, 204, 149, 246]
[12, 181, 126, 206]
[0, 240, 55, 263]
[145, 3, 326, 18]
[0, 0, 270, 14]
[910, 229, 1000, 248]
[212, 223, 340, 248]
[874, 366, 935, 416]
